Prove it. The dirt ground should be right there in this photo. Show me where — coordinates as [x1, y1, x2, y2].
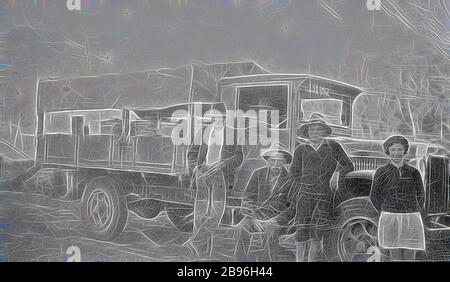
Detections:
[1, 185, 450, 262]
[1, 187, 198, 262]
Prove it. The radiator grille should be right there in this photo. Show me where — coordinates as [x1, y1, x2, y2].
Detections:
[351, 156, 388, 171]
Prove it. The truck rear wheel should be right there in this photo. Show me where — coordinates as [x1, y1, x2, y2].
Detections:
[81, 177, 128, 241]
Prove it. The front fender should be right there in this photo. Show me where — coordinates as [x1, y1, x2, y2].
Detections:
[335, 197, 379, 225]
[320, 197, 379, 261]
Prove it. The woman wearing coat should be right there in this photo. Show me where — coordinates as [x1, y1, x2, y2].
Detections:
[290, 116, 354, 262]
[370, 135, 426, 261]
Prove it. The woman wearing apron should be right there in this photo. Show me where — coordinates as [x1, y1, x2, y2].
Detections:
[370, 136, 426, 261]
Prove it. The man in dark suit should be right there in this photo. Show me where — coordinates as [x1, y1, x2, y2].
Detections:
[186, 107, 244, 259]
[234, 147, 293, 262]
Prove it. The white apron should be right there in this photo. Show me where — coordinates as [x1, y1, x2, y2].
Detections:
[378, 212, 426, 251]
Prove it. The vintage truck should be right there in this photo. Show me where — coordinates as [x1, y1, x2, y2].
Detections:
[24, 61, 449, 261]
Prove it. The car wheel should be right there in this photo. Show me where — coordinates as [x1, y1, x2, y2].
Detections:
[81, 177, 128, 241]
[320, 198, 380, 262]
[337, 217, 379, 262]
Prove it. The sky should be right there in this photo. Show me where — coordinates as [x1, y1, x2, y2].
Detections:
[0, 0, 448, 138]
[0, 1, 435, 76]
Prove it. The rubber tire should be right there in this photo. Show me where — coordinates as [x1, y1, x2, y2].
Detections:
[81, 177, 128, 241]
[321, 198, 379, 262]
[166, 203, 194, 233]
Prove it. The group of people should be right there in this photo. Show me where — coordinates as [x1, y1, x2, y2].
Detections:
[235, 117, 355, 262]
[185, 114, 427, 262]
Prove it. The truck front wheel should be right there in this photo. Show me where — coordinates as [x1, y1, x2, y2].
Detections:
[321, 198, 380, 262]
[335, 217, 379, 262]
[81, 177, 128, 241]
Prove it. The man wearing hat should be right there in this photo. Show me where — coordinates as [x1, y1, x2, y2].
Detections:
[370, 135, 425, 261]
[186, 104, 244, 259]
[291, 115, 354, 262]
[234, 146, 294, 262]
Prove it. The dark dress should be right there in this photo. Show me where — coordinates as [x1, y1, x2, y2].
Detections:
[290, 139, 354, 242]
[370, 162, 425, 213]
[370, 162, 426, 250]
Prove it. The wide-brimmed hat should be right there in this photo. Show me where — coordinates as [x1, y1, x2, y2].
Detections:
[298, 115, 332, 138]
[383, 135, 409, 155]
[261, 146, 292, 164]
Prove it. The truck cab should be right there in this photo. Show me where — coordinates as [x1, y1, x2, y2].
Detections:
[219, 72, 449, 262]
[219, 74, 363, 155]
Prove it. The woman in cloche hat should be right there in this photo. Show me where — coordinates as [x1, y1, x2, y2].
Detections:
[370, 135, 425, 261]
[290, 114, 354, 262]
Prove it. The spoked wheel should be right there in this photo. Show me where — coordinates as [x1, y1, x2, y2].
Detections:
[87, 189, 113, 228]
[81, 177, 128, 241]
[338, 218, 379, 262]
